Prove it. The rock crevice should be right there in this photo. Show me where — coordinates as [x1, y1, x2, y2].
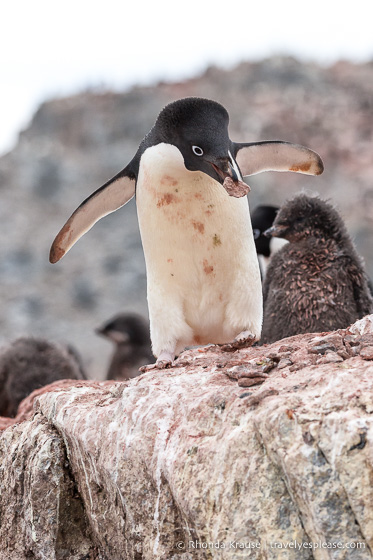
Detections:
[0, 415, 94, 559]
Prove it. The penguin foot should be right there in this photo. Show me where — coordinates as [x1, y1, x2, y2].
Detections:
[220, 331, 257, 352]
[139, 351, 174, 372]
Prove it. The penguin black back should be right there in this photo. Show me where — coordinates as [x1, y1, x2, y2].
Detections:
[261, 195, 373, 344]
[251, 205, 280, 258]
[96, 313, 153, 380]
[251, 204, 288, 282]
[0, 337, 86, 418]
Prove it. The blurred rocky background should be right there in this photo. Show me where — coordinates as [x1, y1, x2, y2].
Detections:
[0, 56, 372, 378]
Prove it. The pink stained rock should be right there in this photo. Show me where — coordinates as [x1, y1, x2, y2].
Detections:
[1, 316, 373, 558]
[0, 378, 116, 431]
[222, 176, 250, 197]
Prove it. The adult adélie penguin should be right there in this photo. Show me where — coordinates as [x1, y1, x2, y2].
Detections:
[50, 97, 324, 369]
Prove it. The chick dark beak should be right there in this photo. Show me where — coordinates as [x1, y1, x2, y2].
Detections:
[96, 327, 130, 344]
[264, 225, 288, 238]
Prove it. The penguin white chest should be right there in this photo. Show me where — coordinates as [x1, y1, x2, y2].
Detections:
[136, 143, 262, 355]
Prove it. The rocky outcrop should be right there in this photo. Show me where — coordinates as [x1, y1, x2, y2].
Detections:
[1, 316, 373, 559]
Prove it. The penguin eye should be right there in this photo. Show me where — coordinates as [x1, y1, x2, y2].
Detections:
[253, 229, 261, 240]
[192, 145, 204, 156]
[294, 216, 305, 224]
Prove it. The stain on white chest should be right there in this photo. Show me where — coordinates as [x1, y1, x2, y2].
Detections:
[135, 143, 262, 352]
[136, 143, 253, 258]
[137, 143, 216, 224]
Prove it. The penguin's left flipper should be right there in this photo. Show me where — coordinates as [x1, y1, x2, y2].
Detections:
[49, 169, 135, 263]
[234, 141, 324, 177]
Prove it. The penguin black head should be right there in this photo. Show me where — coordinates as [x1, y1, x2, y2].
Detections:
[265, 194, 348, 243]
[251, 205, 280, 257]
[96, 313, 150, 346]
[150, 97, 242, 185]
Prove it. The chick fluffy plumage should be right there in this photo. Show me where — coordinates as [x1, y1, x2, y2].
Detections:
[261, 195, 373, 344]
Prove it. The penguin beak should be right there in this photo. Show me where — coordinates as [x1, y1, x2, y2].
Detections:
[95, 327, 130, 344]
[209, 151, 242, 182]
[228, 150, 244, 183]
[264, 224, 288, 238]
[208, 151, 251, 198]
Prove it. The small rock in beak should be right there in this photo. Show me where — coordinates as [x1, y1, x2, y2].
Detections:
[223, 176, 251, 198]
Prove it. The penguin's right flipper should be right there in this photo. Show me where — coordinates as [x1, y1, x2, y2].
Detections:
[233, 141, 324, 177]
[49, 169, 135, 263]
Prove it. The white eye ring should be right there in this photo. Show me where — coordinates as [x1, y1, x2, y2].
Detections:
[253, 228, 261, 240]
[192, 145, 204, 156]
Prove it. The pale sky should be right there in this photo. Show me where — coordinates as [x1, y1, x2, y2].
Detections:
[1, 0, 373, 155]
